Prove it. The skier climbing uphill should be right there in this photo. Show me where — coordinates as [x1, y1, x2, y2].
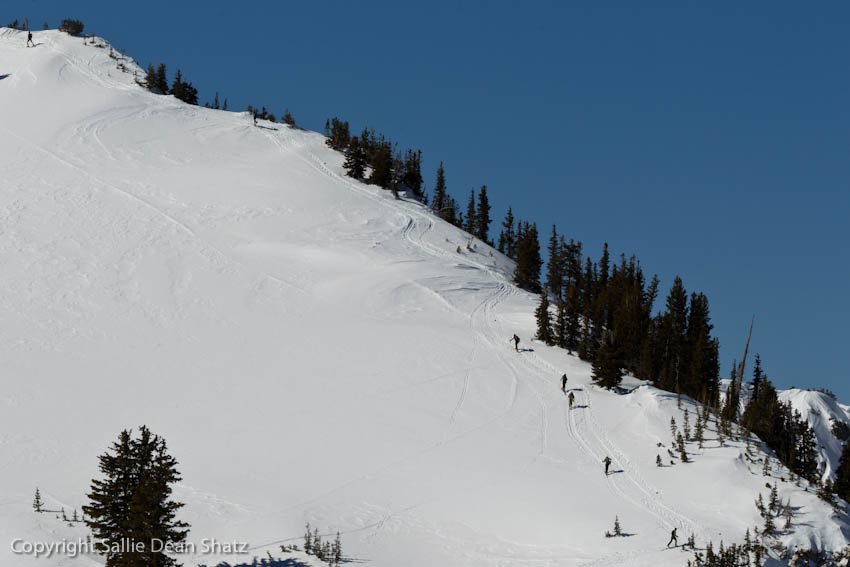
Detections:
[560, 373, 567, 393]
[510, 334, 520, 352]
[667, 528, 678, 547]
[568, 391, 575, 409]
[26, 31, 34, 48]
[603, 455, 612, 475]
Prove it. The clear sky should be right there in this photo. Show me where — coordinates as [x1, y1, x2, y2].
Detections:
[7, 1, 849, 398]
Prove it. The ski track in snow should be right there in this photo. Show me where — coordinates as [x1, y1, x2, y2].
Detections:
[254, 123, 710, 563]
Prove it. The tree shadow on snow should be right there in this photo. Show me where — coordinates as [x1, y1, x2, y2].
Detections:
[571, 404, 588, 410]
[0, 74, 10, 80]
[255, 125, 279, 131]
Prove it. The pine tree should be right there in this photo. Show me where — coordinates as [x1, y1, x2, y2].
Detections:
[677, 433, 688, 462]
[762, 456, 771, 477]
[464, 190, 476, 234]
[763, 505, 775, 536]
[591, 333, 623, 389]
[144, 64, 158, 92]
[424, 155, 458, 223]
[513, 222, 542, 293]
[670, 417, 678, 440]
[498, 208, 516, 258]
[783, 499, 792, 531]
[33, 488, 43, 512]
[833, 441, 850, 502]
[535, 293, 553, 345]
[683, 409, 691, 440]
[401, 149, 424, 200]
[83, 426, 189, 567]
[333, 532, 342, 565]
[545, 225, 563, 297]
[282, 109, 295, 127]
[755, 493, 766, 517]
[155, 63, 168, 94]
[325, 118, 351, 151]
[474, 185, 491, 244]
[769, 482, 779, 513]
[342, 137, 366, 179]
[304, 523, 313, 554]
[695, 412, 704, 448]
[613, 516, 621, 536]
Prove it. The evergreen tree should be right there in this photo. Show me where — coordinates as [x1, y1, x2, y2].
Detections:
[474, 185, 491, 244]
[33, 488, 43, 512]
[342, 137, 366, 179]
[695, 412, 705, 448]
[400, 149, 424, 200]
[677, 433, 688, 462]
[591, 333, 623, 389]
[721, 364, 740, 423]
[155, 63, 168, 94]
[751, 354, 763, 401]
[144, 64, 159, 92]
[464, 190, 476, 234]
[431, 162, 450, 220]
[657, 277, 688, 394]
[325, 118, 351, 150]
[83, 426, 189, 567]
[282, 109, 295, 127]
[545, 225, 563, 297]
[833, 441, 850, 502]
[369, 142, 393, 188]
[513, 222, 542, 293]
[498, 208, 516, 258]
[763, 505, 775, 536]
[535, 293, 554, 345]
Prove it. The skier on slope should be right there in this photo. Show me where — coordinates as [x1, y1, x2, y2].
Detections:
[26, 31, 35, 48]
[252, 111, 258, 126]
[510, 334, 520, 352]
[667, 527, 678, 548]
[603, 455, 612, 475]
[560, 373, 568, 393]
[568, 391, 575, 409]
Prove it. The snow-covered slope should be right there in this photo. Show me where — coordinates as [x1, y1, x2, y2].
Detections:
[780, 389, 850, 482]
[1, 28, 848, 566]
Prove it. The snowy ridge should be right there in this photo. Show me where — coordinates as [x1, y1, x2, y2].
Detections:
[1, 28, 849, 566]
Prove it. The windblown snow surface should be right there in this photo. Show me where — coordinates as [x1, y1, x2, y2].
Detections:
[1, 28, 848, 567]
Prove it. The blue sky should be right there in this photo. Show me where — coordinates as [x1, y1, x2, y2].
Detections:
[8, 1, 849, 398]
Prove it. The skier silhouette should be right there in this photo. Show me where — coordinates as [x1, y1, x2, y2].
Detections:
[252, 111, 258, 126]
[603, 455, 612, 475]
[26, 31, 35, 48]
[510, 334, 520, 352]
[560, 373, 568, 393]
[667, 528, 678, 548]
[568, 391, 575, 409]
